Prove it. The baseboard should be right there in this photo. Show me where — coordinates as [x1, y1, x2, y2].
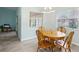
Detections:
[20, 36, 36, 42]
[72, 42, 79, 46]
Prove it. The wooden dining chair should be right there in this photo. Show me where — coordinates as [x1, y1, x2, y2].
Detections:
[56, 26, 66, 46]
[57, 26, 66, 33]
[54, 31, 74, 52]
[36, 30, 52, 52]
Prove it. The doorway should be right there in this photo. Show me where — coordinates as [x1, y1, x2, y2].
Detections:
[0, 7, 19, 41]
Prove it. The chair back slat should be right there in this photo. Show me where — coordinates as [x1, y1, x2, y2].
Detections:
[57, 27, 66, 33]
[36, 30, 44, 41]
[63, 31, 74, 48]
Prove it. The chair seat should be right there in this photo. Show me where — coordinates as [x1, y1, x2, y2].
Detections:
[54, 40, 67, 48]
[39, 40, 52, 48]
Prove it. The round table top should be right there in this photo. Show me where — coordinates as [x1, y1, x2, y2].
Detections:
[41, 30, 66, 40]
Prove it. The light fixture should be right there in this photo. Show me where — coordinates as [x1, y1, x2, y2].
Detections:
[43, 7, 55, 13]
[44, 7, 52, 10]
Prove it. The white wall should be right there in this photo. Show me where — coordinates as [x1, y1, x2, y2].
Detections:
[17, 8, 21, 40]
[20, 7, 42, 41]
[73, 30, 79, 46]
[56, 8, 75, 19]
[43, 12, 57, 30]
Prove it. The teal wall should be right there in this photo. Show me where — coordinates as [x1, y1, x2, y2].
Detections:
[0, 7, 16, 29]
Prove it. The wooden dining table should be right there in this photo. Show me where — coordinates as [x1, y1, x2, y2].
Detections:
[40, 29, 66, 48]
[41, 30, 66, 40]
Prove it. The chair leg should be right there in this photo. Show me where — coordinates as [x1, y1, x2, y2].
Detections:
[48, 47, 54, 52]
[51, 48, 54, 52]
[60, 47, 63, 52]
[69, 48, 71, 52]
[48, 47, 51, 51]
[51, 46, 54, 52]
[37, 47, 39, 52]
[65, 49, 67, 52]
[65, 48, 71, 52]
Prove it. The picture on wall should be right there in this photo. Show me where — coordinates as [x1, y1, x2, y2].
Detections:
[56, 9, 79, 29]
[57, 18, 78, 28]
[29, 12, 43, 27]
